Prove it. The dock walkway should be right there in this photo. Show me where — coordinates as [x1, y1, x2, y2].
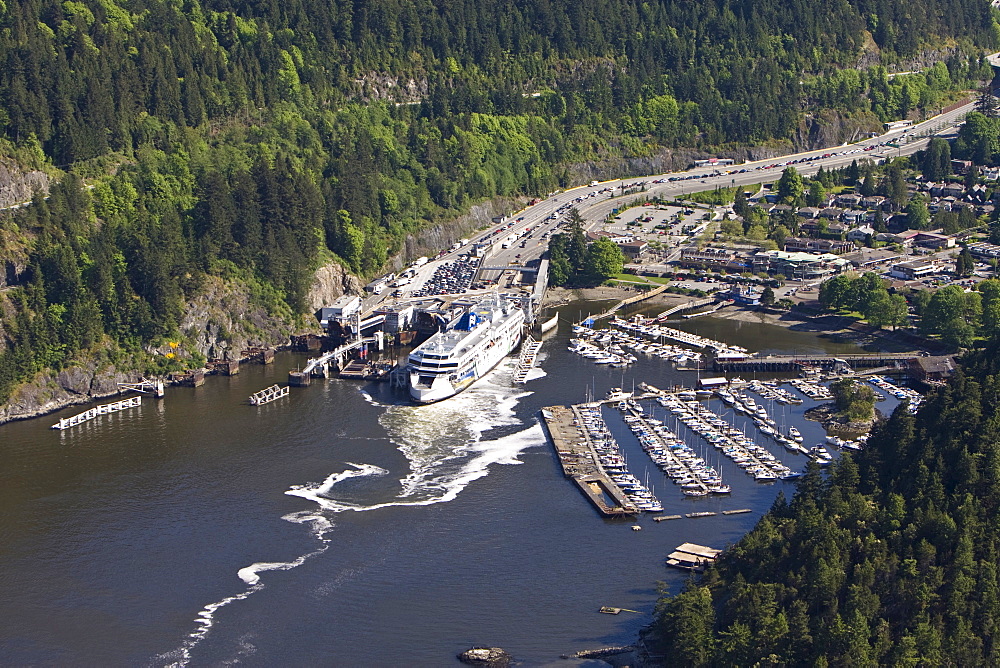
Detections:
[52, 396, 142, 430]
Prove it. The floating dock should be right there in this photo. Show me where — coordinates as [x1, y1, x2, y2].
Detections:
[52, 396, 142, 430]
[249, 384, 289, 405]
[540, 405, 638, 517]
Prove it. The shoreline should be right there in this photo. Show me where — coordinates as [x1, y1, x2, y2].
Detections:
[544, 284, 929, 355]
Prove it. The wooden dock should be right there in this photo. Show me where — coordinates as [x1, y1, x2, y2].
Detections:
[540, 405, 638, 517]
[249, 384, 289, 405]
[52, 396, 142, 430]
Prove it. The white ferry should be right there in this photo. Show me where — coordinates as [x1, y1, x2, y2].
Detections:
[408, 294, 526, 403]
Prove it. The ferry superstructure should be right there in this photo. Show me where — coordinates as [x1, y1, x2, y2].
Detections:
[408, 294, 526, 403]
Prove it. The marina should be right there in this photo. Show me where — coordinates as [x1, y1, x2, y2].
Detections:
[2, 306, 920, 665]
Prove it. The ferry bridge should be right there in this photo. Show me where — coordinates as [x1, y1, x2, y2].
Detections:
[712, 352, 917, 373]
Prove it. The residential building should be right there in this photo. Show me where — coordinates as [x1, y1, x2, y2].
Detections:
[846, 225, 875, 243]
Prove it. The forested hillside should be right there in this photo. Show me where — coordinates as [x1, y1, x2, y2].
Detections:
[652, 340, 1000, 665]
[0, 0, 997, 405]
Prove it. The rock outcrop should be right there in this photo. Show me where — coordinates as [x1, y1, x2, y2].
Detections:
[305, 261, 363, 312]
[0, 157, 49, 209]
[400, 198, 522, 267]
[178, 275, 305, 360]
[457, 646, 512, 667]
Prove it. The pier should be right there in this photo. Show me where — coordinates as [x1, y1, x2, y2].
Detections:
[540, 406, 638, 517]
[290, 339, 367, 386]
[52, 396, 142, 430]
[249, 384, 289, 406]
[712, 352, 917, 373]
[652, 297, 717, 321]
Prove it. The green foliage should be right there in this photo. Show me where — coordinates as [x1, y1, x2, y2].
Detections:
[831, 378, 876, 422]
[776, 167, 804, 205]
[819, 271, 908, 330]
[920, 284, 981, 349]
[548, 209, 623, 287]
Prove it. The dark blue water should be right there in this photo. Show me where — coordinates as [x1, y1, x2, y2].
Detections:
[0, 307, 896, 666]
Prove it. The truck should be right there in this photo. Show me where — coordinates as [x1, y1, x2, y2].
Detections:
[413, 256, 429, 267]
[500, 233, 517, 249]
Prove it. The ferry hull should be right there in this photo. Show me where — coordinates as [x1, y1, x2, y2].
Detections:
[407, 295, 525, 404]
[409, 330, 522, 403]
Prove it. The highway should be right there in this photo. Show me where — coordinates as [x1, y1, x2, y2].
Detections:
[369, 99, 975, 309]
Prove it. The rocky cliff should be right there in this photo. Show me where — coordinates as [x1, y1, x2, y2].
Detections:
[0, 354, 137, 424]
[0, 157, 49, 209]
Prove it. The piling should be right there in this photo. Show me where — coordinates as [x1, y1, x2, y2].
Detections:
[288, 371, 311, 386]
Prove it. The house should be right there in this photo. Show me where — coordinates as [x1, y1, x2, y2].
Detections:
[968, 184, 990, 204]
[982, 166, 1000, 181]
[943, 183, 965, 198]
[842, 209, 866, 226]
[835, 193, 862, 209]
[797, 206, 821, 219]
[826, 221, 847, 236]
[769, 204, 794, 217]
[819, 207, 843, 219]
[860, 195, 887, 210]
[927, 198, 950, 214]
[951, 159, 973, 175]
[798, 219, 822, 235]
[846, 225, 875, 243]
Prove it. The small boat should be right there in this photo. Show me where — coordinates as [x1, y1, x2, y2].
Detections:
[788, 426, 803, 443]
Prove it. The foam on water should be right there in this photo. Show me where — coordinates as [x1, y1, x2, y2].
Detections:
[158, 360, 545, 666]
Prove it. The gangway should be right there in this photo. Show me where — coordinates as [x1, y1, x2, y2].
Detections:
[513, 336, 543, 383]
[117, 377, 165, 397]
[301, 339, 365, 376]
